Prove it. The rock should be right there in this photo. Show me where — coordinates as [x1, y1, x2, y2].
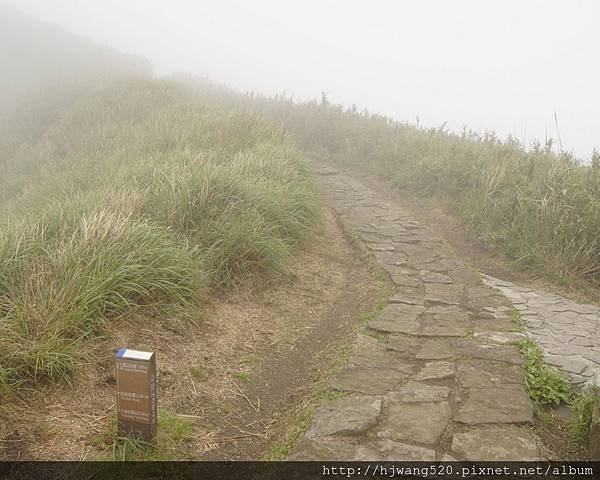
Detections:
[451, 427, 540, 460]
[367, 244, 396, 252]
[415, 339, 455, 360]
[425, 283, 465, 305]
[544, 355, 588, 375]
[420, 308, 471, 337]
[332, 367, 406, 395]
[387, 381, 450, 403]
[368, 439, 435, 461]
[390, 273, 420, 288]
[289, 436, 366, 460]
[455, 387, 533, 425]
[474, 331, 527, 345]
[386, 335, 421, 358]
[415, 361, 454, 380]
[449, 268, 482, 286]
[389, 294, 425, 306]
[369, 304, 424, 335]
[307, 395, 382, 438]
[456, 359, 524, 389]
[378, 401, 451, 445]
[373, 251, 408, 266]
[454, 341, 523, 365]
[349, 342, 415, 374]
[420, 271, 452, 284]
[552, 405, 574, 422]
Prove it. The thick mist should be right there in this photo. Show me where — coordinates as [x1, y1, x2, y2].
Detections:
[2, 0, 598, 159]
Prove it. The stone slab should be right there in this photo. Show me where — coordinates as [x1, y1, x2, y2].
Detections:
[307, 395, 382, 438]
[415, 361, 455, 380]
[451, 427, 541, 460]
[332, 367, 407, 395]
[387, 381, 450, 403]
[455, 387, 533, 425]
[378, 401, 451, 445]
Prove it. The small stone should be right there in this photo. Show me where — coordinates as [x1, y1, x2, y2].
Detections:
[307, 395, 382, 438]
[455, 387, 533, 425]
[387, 381, 450, 402]
[332, 367, 407, 395]
[451, 427, 540, 460]
[552, 405, 574, 422]
[415, 361, 454, 380]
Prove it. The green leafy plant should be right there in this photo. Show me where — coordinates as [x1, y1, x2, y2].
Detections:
[518, 339, 573, 406]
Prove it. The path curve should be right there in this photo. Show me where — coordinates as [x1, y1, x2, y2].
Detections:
[290, 163, 544, 461]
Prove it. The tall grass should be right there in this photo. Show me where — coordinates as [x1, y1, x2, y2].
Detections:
[0, 79, 319, 392]
[247, 93, 600, 287]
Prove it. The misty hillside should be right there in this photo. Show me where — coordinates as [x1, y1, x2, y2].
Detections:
[0, 6, 151, 115]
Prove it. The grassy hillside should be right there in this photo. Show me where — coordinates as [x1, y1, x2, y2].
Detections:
[250, 95, 600, 288]
[0, 79, 319, 393]
[0, 6, 151, 116]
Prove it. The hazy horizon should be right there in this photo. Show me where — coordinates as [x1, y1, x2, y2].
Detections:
[3, 0, 598, 159]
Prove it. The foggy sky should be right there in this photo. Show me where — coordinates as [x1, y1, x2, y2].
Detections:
[4, 0, 598, 159]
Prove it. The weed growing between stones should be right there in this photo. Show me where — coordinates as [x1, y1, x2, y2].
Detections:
[517, 339, 573, 406]
[518, 338, 600, 446]
[570, 387, 599, 445]
[508, 308, 526, 332]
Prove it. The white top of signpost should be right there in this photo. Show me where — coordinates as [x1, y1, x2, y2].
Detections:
[116, 349, 154, 361]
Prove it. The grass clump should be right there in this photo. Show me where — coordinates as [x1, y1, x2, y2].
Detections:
[98, 410, 196, 461]
[570, 387, 599, 445]
[508, 308, 526, 332]
[0, 78, 319, 392]
[518, 339, 573, 406]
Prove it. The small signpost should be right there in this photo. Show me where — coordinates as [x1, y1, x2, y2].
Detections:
[115, 348, 157, 442]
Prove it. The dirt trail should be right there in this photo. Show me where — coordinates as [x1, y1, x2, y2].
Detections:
[290, 161, 557, 461]
[202, 208, 389, 460]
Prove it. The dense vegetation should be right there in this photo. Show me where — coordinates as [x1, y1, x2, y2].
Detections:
[250, 94, 600, 287]
[0, 79, 319, 393]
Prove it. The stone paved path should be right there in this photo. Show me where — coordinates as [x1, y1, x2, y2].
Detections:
[289, 165, 543, 461]
[483, 275, 600, 389]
